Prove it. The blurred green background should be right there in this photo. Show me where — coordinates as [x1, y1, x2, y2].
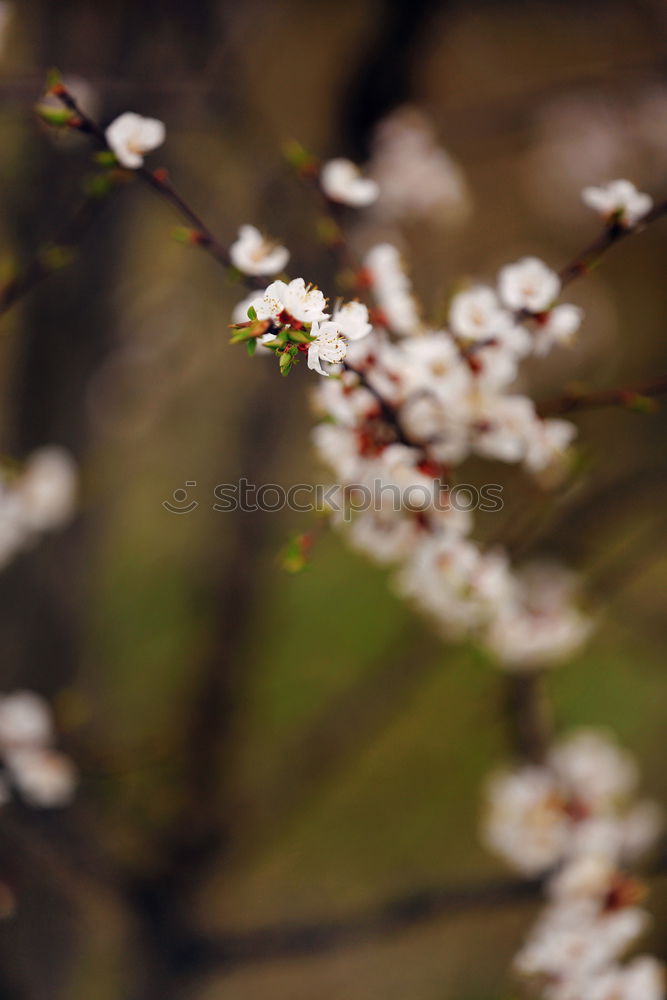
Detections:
[0, 0, 666, 997]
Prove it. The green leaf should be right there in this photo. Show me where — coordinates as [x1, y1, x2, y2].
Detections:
[247, 305, 257, 321]
[624, 392, 658, 414]
[94, 151, 118, 167]
[84, 173, 116, 199]
[280, 534, 312, 573]
[279, 352, 294, 375]
[286, 328, 313, 344]
[282, 139, 317, 172]
[40, 245, 74, 272]
[246, 339, 257, 357]
[172, 227, 194, 245]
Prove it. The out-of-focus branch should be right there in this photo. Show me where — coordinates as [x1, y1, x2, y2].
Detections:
[503, 673, 552, 765]
[559, 200, 667, 287]
[231, 627, 441, 858]
[188, 874, 542, 970]
[0, 188, 118, 320]
[538, 372, 667, 418]
[178, 834, 667, 970]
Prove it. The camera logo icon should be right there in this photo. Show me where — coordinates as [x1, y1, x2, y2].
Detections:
[162, 481, 199, 514]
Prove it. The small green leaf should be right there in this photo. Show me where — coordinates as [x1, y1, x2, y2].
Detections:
[94, 151, 117, 167]
[280, 534, 313, 573]
[84, 173, 115, 199]
[286, 328, 313, 344]
[246, 339, 257, 357]
[247, 305, 257, 321]
[40, 245, 74, 272]
[279, 352, 294, 375]
[624, 392, 658, 414]
[282, 139, 317, 172]
[172, 227, 194, 245]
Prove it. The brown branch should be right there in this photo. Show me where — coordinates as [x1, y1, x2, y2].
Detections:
[503, 673, 552, 765]
[187, 875, 541, 971]
[538, 372, 667, 418]
[559, 200, 667, 288]
[156, 832, 667, 971]
[229, 626, 441, 860]
[52, 84, 245, 279]
[0, 188, 117, 320]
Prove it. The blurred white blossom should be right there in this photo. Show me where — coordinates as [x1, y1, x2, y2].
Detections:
[0, 446, 78, 572]
[0, 691, 77, 808]
[498, 257, 561, 313]
[105, 112, 165, 169]
[230, 225, 289, 276]
[321, 158, 379, 207]
[582, 180, 653, 228]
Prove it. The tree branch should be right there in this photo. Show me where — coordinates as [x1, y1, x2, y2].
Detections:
[538, 372, 667, 418]
[559, 200, 667, 288]
[0, 187, 118, 319]
[161, 874, 543, 973]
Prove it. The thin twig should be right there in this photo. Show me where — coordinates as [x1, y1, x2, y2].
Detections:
[0, 188, 117, 319]
[53, 84, 238, 275]
[559, 201, 667, 287]
[503, 673, 552, 765]
[538, 372, 667, 418]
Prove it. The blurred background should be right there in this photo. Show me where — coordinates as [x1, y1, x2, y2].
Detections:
[0, 0, 666, 997]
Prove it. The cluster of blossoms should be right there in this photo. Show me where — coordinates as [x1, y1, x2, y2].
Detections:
[484, 730, 664, 999]
[224, 167, 653, 669]
[0, 690, 77, 808]
[231, 278, 373, 376]
[0, 446, 78, 572]
[309, 245, 591, 668]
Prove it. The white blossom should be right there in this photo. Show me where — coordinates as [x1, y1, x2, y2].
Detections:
[483, 766, 569, 875]
[583, 956, 665, 1000]
[16, 447, 78, 532]
[449, 286, 514, 341]
[320, 158, 379, 207]
[534, 304, 584, 355]
[307, 320, 348, 376]
[364, 244, 421, 336]
[498, 256, 561, 313]
[229, 225, 289, 276]
[524, 418, 577, 475]
[515, 900, 648, 983]
[550, 730, 638, 812]
[0, 689, 77, 809]
[582, 180, 653, 228]
[0, 691, 53, 748]
[332, 300, 372, 341]
[0, 447, 78, 573]
[472, 394, 538, 464]
[5, 748, 77, 808]
[245, 278, 330, 326]
[483, 728, 656, 879]
[105, 112, 165, 169]
[368, 105, 471, 225]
